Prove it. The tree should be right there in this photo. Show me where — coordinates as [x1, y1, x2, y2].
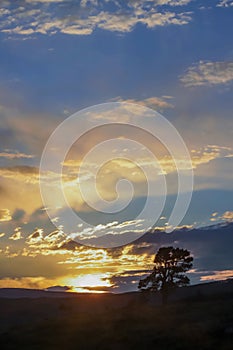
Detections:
[138, 246, 193, 304]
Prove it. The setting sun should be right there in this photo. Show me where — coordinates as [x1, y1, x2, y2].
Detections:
[62, 273, 113, 293]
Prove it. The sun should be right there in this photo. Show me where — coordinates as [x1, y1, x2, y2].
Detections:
[61, 273, 113, 293]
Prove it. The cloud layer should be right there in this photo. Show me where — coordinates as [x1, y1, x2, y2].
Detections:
[0, 0, 193, 37]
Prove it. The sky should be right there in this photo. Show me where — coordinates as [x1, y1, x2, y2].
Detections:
[0, 0, 233, 293]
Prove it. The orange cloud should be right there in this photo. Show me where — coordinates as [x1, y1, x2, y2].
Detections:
[201, 270, 233, 282]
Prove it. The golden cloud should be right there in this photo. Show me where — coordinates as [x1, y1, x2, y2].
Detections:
[9, 227, 24, 241]
[221, 211, 233, 221]
[0, 209, 12, 222]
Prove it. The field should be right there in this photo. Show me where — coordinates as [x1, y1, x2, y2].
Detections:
[0, 289, 233, 350]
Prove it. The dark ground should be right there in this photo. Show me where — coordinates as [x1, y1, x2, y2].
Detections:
[0, 290, 233, 350]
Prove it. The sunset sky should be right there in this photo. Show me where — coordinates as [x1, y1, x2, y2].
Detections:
[0, 0, 233, 293]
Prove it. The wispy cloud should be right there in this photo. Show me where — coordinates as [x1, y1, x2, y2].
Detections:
[217, 0, 233, 7]
[0, 150, 34, 160]
[180, 61, 233, 87]
[201, 270, 233, 281]
[191, 145, 233, 168]
[111, 96, 174, 110]
[70, 219, 145, 241]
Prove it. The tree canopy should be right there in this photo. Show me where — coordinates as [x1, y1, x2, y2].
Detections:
[138, 246, 193, 302]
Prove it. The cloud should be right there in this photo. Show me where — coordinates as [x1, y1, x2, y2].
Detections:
[69, 219, 145, 241]
[107, 269, 150, 292]
[0, 150, 34, 159]
[9, 227, 24, 241]
[25, 0, 64, 2]
[180, 61, 233, 87]
[51, 142, 233, 219]
[2, 27, 36, 35]
[0, 137, 231, 222]
[112, 96, 174, 110]
[0, 170, 44, 217]
[81, 0, 193, 8]
[191, 145, 233, 168]
[217, 0, 233, 7]
[0, 8, 10, 16]
[2, 221, 233, 292]
[0, 276, 57, 290]
[45, 285, 71, 292]
[221, 211, 233, 221]
[11, 209, 26, 222]
[209, 210, 233, 223]
[201, 270, 233, 281]
[26, 228, 44, 245]
[0, 209, 11, 222]
[63, 144, 233, 184]
[61, 26, 93, 35]
[0, 0, 193, 38]
[0, 166, 39, 184]
[25, 227, 68, 253]
[0, 165, 67, 185]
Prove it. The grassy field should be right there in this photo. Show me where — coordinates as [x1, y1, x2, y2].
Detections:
[0, 292, 233, 350]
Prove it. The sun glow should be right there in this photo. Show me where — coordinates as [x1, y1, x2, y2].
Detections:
[62, 273, 113, 293]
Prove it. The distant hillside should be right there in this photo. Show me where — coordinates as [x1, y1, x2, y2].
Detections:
[1, 278, 233, 303]
[0, 288, 79, 299]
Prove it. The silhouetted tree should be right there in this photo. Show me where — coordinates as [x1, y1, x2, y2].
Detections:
[138, 246, 193, 304]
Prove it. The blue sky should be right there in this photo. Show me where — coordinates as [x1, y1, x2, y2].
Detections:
[0, 1, 232, 113]
[0, 0, 233, 291]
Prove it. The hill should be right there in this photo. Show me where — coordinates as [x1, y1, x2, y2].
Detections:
[1, 280, 233, 349]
